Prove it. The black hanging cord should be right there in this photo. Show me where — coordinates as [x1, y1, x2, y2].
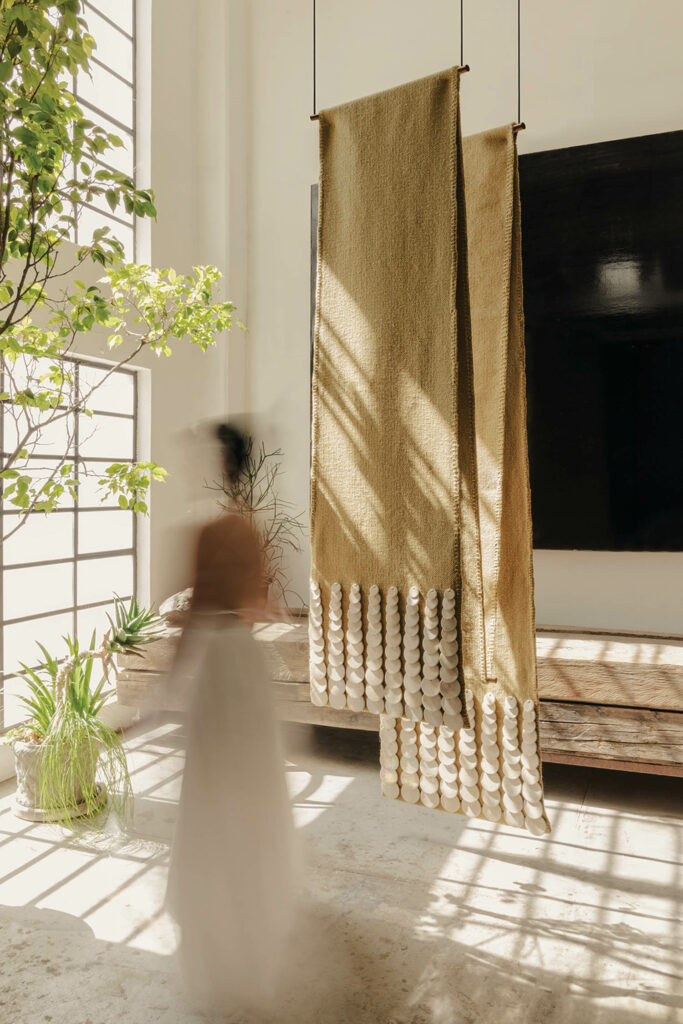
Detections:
[310, 1, 470, 121]
[312, 0, 317, 117]
[517, 0, 521, 124]
[460, 0, 464, 67]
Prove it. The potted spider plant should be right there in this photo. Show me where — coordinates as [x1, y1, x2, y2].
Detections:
[4, 597, 164, 824]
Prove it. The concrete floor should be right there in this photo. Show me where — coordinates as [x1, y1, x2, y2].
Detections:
[0, 715, 681, 1024]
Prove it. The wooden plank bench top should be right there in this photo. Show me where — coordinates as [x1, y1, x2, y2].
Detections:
[536, 627, 683, 711]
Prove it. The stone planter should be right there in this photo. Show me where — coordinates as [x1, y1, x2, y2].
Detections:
[12, 739, 105, 823]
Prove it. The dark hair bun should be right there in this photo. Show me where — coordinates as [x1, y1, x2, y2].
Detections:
[216, 421, 249, 481]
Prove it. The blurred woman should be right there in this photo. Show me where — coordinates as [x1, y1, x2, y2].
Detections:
[166, 422, 294, 1016]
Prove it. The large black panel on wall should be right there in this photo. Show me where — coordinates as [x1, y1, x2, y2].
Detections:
[521, 130, 683, 552]
[310, 129, 683, 552]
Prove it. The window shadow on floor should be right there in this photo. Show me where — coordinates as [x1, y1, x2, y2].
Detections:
[0, 714, 680, 1024]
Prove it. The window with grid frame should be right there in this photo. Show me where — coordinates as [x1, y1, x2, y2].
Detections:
[0, 358, 138, 732]
[75, 0, 137, 260]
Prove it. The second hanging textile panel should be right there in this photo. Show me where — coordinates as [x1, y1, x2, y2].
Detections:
[378, 125, 549, 835]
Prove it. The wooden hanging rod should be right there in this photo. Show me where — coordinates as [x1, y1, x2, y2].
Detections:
[310, 114, 525, 131]
[310, 65, 471, 120]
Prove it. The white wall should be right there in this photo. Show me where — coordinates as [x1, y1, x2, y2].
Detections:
[143, 0, 227, 603]
[141, 0, 249, 605]
[245, 0, 683, 633]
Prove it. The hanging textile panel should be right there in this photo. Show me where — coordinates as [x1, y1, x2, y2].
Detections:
[379, 125, 550, 834]
[310, 67, 485, 727]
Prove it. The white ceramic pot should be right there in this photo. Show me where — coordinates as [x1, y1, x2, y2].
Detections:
[12, 739, 102, 823]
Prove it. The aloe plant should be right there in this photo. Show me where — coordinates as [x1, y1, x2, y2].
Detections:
[6, 595, 164, 824]
[105, 596, 167, 656]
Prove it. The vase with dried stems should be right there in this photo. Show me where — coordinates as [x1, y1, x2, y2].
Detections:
[209, 437, 306, 612]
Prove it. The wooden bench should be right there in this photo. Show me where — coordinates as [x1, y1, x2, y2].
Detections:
[116, 620, 683, 778]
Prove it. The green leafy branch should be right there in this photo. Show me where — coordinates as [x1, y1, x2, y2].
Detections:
[0, 3, 242, 540]
[98, 461, 168, 515]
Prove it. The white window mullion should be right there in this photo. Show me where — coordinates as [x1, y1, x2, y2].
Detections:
[0, 358, 139, 732]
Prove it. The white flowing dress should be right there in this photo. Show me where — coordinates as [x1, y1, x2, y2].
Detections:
[166, 617, 294, 1015]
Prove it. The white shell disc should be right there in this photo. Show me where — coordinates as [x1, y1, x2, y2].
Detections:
[423, 709, 443, 728]
[403, 674, 422, 694]
[480, 741, 499, 764]
[404, 688, 423, 708]
[418, 737, 438, 756]
[459, 784, 480, 804]
[441, 794, 461, 814]
[422, 693, 442, 711]
[419, 775, 439, 795]
[523, 781, 543, 803]
[438, 763, 458, 783]
[458, 739, 478, 759]
[503, 792, 523, 814]
[502, 776, 522, 796]
[458, 752, 478, 772]
[481, 772, 501, 792]
[505, 810, 525, 829]
[381, 753, 399, 771]
[483, 804, 503, 823]
[421, 677, 441, 696]
[521, 766, 541, 785]
[525, 813, 548, 836]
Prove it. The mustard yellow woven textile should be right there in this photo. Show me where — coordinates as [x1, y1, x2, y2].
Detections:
[378, 127, 550, 835]
[309, 67, 484, 730]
